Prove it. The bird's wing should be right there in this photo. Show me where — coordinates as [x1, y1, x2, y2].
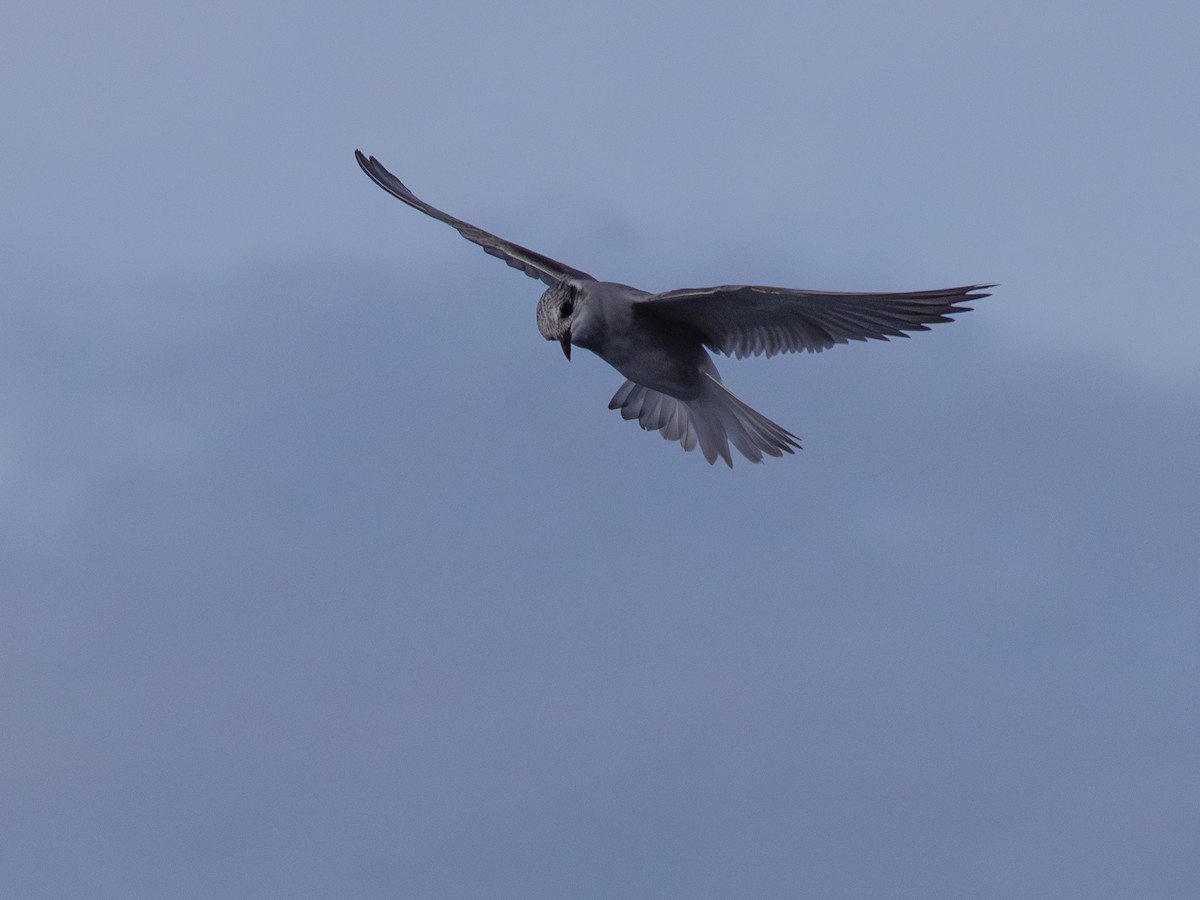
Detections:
[637, 283, 993, 358]
[355, 151, 594, 287]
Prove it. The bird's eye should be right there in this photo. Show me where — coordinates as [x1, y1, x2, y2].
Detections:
[560, 300, 573, 318]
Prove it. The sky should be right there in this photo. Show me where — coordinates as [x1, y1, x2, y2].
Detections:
[3, 1, 1199, 897]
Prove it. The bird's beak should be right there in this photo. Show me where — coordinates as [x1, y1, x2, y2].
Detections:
[560, 332, 571, 361]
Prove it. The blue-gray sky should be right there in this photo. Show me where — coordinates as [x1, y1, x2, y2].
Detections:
[4, 1, 1198, 897]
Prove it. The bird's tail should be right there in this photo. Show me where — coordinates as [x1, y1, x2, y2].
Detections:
[608, 375, 800, 467]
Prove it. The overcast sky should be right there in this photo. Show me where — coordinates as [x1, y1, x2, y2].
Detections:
[3, 1, 1199, 898]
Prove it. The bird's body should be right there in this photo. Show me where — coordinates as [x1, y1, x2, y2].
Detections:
[535, 278, 798, 464]
[554, 281, 698, 396]
[355, 150, 992, 466]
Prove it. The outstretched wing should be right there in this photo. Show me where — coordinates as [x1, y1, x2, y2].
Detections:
[355, 151, 595, 287]
[638, 283, 993, 358]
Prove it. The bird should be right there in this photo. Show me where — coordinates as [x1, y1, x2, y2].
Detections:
[355, 150, 992, 467]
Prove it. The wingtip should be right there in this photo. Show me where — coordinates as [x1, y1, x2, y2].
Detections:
[354, 149, 385, 174]
[948, 283, 995, 307]
[354, 148, 373, 177]
[353, 150, 416, 199]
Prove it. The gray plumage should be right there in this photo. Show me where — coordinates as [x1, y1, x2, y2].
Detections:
[356, 150, 992, 466]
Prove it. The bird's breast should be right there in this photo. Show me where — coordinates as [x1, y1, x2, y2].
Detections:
[593, 307, 710, 400]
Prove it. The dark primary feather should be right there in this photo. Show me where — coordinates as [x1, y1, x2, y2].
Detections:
[639, 284, 994, 358]
[354, 151, 594, 287]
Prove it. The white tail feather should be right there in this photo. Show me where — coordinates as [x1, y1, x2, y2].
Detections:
[607, 376, 800, 466]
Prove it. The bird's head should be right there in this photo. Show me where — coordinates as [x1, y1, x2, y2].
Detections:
[536, 282, 578, 361]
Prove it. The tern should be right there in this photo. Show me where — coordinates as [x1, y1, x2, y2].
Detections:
[356, 150, 991, 466]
